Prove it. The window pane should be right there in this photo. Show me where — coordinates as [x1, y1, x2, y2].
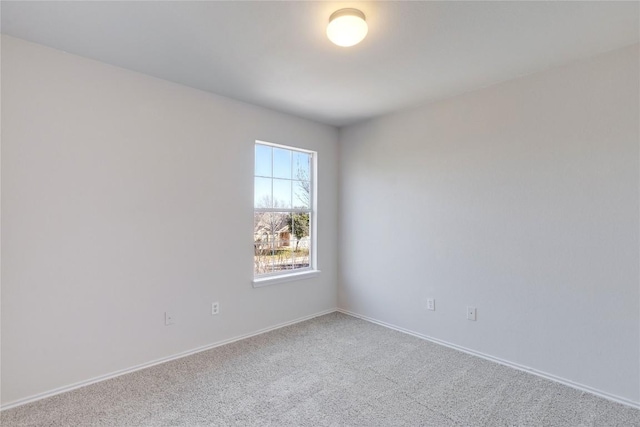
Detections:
[254, 142, 315, 278]
[254, 177, 272, 208]
[293, 152, 311, 181]
[273, 233, 292, 273]
[273, 148, 292, 179]
[255, 211, 288, 239]
[254, 213, 271, 275]
[293, 180, 310, 209]
[290, 213, 310, 270]
[255, 144, 272, 177]
[273, 179, 292, 209]
[254, 211, 290, 275]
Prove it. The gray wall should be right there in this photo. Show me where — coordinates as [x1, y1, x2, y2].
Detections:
[338, 44, 640, 403]
[3, 33, 639, 408]
[1, 36, 339, 405]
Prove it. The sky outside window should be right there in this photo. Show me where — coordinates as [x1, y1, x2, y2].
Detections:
[254, 144, 311, 209]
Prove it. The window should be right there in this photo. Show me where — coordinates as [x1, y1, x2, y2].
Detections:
[253, 141, 316, 282]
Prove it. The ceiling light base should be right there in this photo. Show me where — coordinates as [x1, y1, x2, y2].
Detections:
[327, 8, 368, 47]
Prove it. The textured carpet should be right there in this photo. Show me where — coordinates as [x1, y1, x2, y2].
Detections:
[2, 312, 639, 426]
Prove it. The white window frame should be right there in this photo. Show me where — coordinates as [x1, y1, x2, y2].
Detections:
[252, 140, 319, 287]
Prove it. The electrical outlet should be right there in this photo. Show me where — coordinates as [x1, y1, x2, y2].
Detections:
[427, 299, 435, 311]
[211, 302, 219, 315]
[165, 311, 175, 326]
[467, 306, 477, 321]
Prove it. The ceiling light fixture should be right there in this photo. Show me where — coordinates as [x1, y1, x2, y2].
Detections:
[326, 8, 368, 47]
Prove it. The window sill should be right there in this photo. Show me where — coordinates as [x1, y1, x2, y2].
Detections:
[252, 270, 321, 288]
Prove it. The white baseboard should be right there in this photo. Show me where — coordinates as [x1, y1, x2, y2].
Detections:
[0, 308, 338, 411]
[5, 308, 638, 412]
[337, 308, 640, 410]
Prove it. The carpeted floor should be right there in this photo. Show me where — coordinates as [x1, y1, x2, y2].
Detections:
[2, 312, 639, 426]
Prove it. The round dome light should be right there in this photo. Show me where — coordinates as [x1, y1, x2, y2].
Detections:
[326, 8, 368, 47]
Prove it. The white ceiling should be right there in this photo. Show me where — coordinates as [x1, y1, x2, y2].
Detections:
[1, 1, 638, 127]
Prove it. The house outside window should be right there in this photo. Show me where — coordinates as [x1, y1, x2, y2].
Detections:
[253, 141, 316, 282]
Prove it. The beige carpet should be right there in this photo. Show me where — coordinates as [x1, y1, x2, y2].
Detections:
[2, 312, 639, 426]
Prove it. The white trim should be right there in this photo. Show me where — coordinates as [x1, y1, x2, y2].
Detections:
[252, 269, 321, 288]
[253, 139, 318, 276]
[336, 308, 640, 410]
[255, 139, 315, 154]
[254, 208, 311, 213]
[310, 148, 318, 271]
[0, 308, 337, 411]
[7, 307, 635, 412]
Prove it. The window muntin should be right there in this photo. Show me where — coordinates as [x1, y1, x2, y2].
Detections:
[254, 141, 314, 278]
